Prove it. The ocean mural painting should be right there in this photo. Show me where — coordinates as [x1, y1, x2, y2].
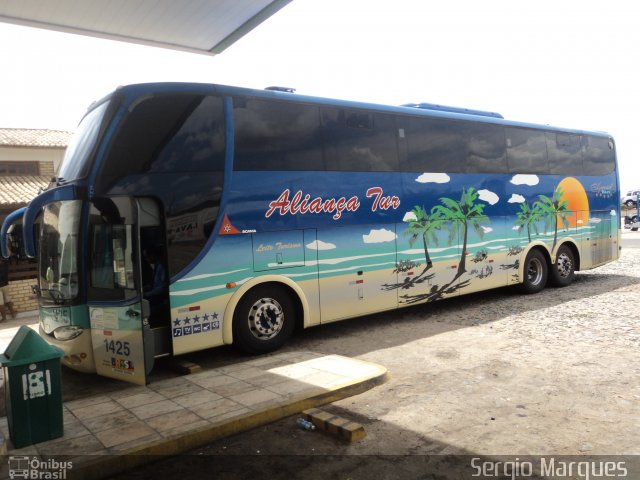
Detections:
[170, 170, 618, 346]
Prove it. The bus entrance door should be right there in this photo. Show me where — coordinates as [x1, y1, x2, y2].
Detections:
[90, 302, 150, 385]
[88, 197, 169, 385]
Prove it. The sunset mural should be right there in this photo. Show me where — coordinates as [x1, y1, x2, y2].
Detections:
[557, 177, 590, 227]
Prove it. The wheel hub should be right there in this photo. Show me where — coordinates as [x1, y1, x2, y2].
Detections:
[556, 252, 573, 278]
[526, 257, 544, 285]
[248, 297, 284, 340]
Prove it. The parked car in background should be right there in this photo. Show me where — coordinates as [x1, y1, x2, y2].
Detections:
[624, 214, 639, 231]
[622, 189, 640, 208]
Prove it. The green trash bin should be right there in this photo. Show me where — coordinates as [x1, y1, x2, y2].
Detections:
[0, 325, 64, 448]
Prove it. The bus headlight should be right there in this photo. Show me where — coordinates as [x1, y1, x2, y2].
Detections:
[53, 325, 84, 341]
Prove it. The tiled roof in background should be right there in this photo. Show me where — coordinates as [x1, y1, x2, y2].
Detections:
[0, 128, 72, 148]
[0, 175, 49, 206]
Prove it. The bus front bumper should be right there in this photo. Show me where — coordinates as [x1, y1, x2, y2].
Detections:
[39, 325, 97, 373]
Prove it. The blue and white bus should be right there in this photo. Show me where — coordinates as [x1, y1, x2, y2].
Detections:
[1, 83, 620, 385]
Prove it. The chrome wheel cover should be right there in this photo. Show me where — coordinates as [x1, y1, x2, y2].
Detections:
[247, 297, 284, 340]
[556, 252, 573, 278]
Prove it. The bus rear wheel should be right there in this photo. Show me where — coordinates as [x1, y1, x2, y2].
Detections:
[549, 245, 575, 288]
[520, 249, 548, 294]
[233, 285, 295, 354]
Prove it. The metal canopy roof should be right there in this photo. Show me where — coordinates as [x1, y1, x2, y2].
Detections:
[0, 0, 292, 55]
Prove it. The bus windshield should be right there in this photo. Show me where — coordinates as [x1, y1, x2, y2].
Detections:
[39, 200, 82, 304]
[57, 100, 111, 181]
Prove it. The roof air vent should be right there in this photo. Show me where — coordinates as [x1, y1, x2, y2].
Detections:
[402, 102, 503, 119]
[265, 86, 296, 93]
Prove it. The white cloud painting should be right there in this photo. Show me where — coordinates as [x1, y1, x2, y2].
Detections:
[510, 174, 539, 186]
[478, 189, 499, 205]
[363, 228, 397, 244]
[402, 211, 418, 222]
[415, 173, 450, 184]
[306, 240, 336, 250]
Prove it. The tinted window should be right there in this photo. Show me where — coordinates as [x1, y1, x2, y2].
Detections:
[322, 108, 399, 171]
[234, 98, 323, 170]
[506, 127, 548, 173]
[99, 94, 225, 277]
[403, 117, 505, 173]
[462, 122, 507, 173]
[402, 116, 466, 172]
[582, 135, 615, 175]
[150, 96, 225, 173]
[100, 94, 224, 186]
[547, 132, 582, 174]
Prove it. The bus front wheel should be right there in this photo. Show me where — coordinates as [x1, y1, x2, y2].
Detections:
[549, 245, 575, 288]
[233, 285, 295, 354]
[520, 249, 548, 294]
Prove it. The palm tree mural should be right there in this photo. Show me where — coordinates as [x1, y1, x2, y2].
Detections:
[382, 205, 440, 291]
[431, 187, 489, 280]
[383, 187, 488, 302]
[515, 201, 541, 242]
[404, 205, 440, 271]
[534, 187, 570, 252]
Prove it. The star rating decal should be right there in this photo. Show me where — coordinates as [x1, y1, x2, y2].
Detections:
[172, 311, 221, 337]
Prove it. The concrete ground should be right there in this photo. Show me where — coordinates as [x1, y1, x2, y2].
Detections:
[2, 233, 639, 479]
[0, 345, 387, 480]
[116, 238, 640, 478]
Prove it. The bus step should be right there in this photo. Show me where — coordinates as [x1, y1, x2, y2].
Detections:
[149, 326, 172, 356]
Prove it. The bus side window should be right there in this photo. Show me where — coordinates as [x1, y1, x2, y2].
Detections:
[582, 135, 615, 175]
[401, 116, 466, 173]
[462, 122, 507, 173]
[506, 127, 548, 174]
[321, 108, 399, 172]
[234, 99, 324, 171]
[547, 132, 582, 175]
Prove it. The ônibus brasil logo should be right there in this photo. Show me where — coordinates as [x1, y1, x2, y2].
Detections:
[8, 456, 72, 479]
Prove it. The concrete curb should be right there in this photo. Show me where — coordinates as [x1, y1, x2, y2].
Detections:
[68, 366, 389, 480]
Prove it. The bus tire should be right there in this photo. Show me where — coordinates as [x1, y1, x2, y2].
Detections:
[519, 249, 548, 294]
[548, 245, 575, 288]
[232, 284, 295, 354]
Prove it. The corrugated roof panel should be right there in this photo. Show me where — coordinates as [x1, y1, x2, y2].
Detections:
[0, 0, 292, 55]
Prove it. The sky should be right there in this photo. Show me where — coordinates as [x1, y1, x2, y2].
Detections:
[0, 0, 638, 193]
